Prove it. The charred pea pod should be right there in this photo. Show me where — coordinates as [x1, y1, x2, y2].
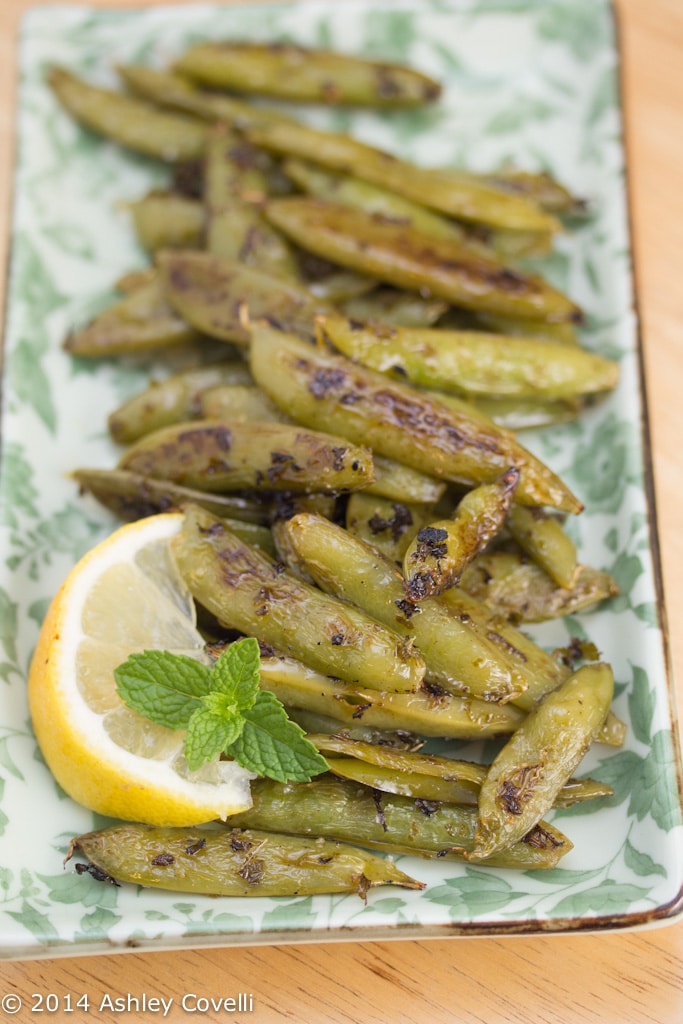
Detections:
[175, 41, 442, 107]
[506, 504, 579, 589]
[458, 546, 619, 623]
[364, 457, 446, 504]
[117, 63, 295, 129]
[48, 67, 207, 162]
[402, 469, 519, 600]
[108, 362, 254, 444]
[283, 158, 493, 255]
[345, 492, 435, 562]
[115, 267, 159, 294]
[204, 124, 298, 278]
[265, 198, 581, 323]
[118, 420, 375, 495]
[285, 708, 422, 749]
[198, 384, 291, 423]
[157, 250, 330, 346]
[228, 777, 571, 870]
[249, 324, 583, 514]
[172, 506, 425, 693]
[339, 289, 449, 328]
[70, 824, 424, 897]
[64, 277, 200, 357]
[480, 169, 588, 218]
[259, 656, 524, 739]
[279, 512, 529, 704]
[470, 663, 614, 861]
[320, 314, 618, 400]
[72, 467, 275, 538]
[130, 193, 205, 253]
[245, 120, 560, 233]
[311, 735, 614, 808]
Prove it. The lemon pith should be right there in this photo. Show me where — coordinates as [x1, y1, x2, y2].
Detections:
[28, 513, 254, 827]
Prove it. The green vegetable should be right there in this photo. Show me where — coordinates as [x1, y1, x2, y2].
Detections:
[114, 638, 327, 782]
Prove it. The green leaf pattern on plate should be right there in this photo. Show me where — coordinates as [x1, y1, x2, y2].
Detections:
[0, 0, 681, 955]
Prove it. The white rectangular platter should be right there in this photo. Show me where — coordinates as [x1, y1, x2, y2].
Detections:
[1, 0, 682, 958]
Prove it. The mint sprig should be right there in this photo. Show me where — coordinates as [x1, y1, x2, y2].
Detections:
[114, 638, 328, 783]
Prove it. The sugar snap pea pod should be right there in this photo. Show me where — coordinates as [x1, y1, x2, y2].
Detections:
[119, 420, 375, 495]
[157, 250, 329, 346]
[481, 169, 588, 218]
[469, 395, 584, 431]
[72, 468, 274, 537]
[249, 324, 583, 513]
[402, 469, 519, 601]
[310, 735, 613, 808]
[48, 67, 207, 162]
[70, 824, 423, 896]
[283, 158, 493, 257]
[173, 506, 425, 692]
[266, 198, 580, 322]
[175, 41, 442, 108]
[339, 288, 449, 328]
[303, 267, 377, 303]
[229, 777, 570, 869]
[205, 124, 298, 279]
[115, 267, 159, 294]
[117, 64, 295, 128]
[364, 456, 446, 504]
[320, 314, 618, 400]
[507, 504, 579, 589]
[459, 546, 619, 623]
[481, 226, 554, 261]
[280, 512, 528, 703]
[245, 120, 560, 232]
[130, 193, 204, 253]
[198, 384, 291, 424]
[468, 310, 579, 345]
[284, 708, 423, 749]
[470, 663, 614, 861]
[346, 493, 435, 562]
[259, 656, 524, 739]
[108, 362, 253, 444]
[64, 277, 200, 357]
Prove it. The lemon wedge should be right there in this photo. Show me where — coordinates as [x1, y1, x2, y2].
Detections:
[28, 512, 254, 826]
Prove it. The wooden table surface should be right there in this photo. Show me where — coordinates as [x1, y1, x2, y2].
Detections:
[1, 0, 682, 1021]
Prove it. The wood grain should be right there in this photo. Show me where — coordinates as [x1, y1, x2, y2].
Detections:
[1, 1, 682, 1021]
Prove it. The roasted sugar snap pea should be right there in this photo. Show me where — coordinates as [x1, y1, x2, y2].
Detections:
[285, 709, 422, 748]
[204, 124, 298, 278]
[263, 656, 525, 739]
[249, 324, 583, 514]
[467, 309, 580, 345]
[468, 395, 584, 431]
[320, 315, 618, 400]
[130, 193, 205, 253]
[115, 267, 159, 294]
[364, 457, 446, 504]
[117, 63, 294, 128]
[245, 120, 560, 232]
[108, 362, 254, 444]
[265, 198, 581, 322]
[345, 492, 436, 562]
[175, 41, 442, 107]
[64, 277, 200, 357]
[481, 169, 588, 218]
[470, 663, 614, 861]
[279, 512, 528, 704]
[118, 420, 375, 495]
[339, 288, 449, 328]
[73, 468, 275, 538]
[172, 506, 425, 693]
[311, 735, 613, 808]
[70, 824, 423, 896]
[507, 504, 579, 589]
[402, 469, 519, 601]
[228, 777, 571, 869]
[48, 67, 207, 162]
[458, 546, 619, 623]
[198, 384, 290, 424]
[157, 250, 329, 345]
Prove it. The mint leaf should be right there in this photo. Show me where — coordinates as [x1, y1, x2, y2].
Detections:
[184, 706, 244, 772]
[114, 650, 212, 728]
[227, 690, 329, 783]
[211, 638, 260, 711]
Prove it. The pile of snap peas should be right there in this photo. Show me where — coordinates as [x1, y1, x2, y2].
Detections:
[52, 39, 624, 897]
